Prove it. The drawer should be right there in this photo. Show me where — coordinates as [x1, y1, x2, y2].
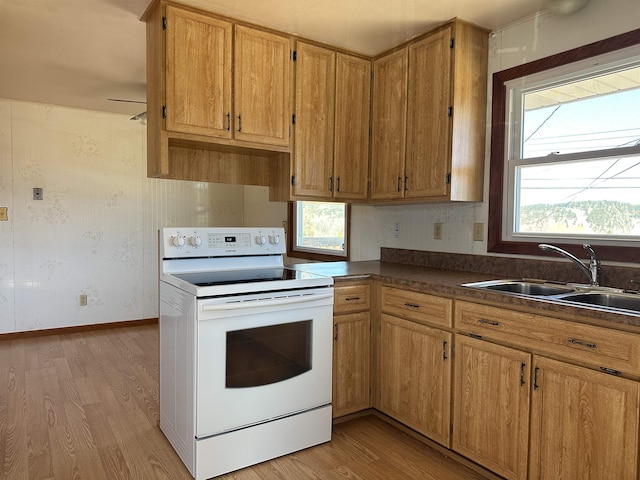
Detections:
[334, 283, 371, 314]
[381, 286, 452, 328]
[455, 300, 640, 377]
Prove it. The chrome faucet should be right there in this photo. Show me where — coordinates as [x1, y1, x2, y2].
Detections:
[538, 243, 601, 286]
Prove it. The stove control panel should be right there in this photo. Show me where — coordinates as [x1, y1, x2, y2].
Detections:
[160, 227, 287, 258]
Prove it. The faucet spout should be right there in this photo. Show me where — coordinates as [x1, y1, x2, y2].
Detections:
[538, 243, 600, 286]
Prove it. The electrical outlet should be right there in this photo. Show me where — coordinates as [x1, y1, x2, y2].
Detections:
[79, 294, 88, 306]
[433, 223, 443, 240]
[393, 222, 401, 239]
[473, 223, 484, 241]
[0, 207, 7, 221]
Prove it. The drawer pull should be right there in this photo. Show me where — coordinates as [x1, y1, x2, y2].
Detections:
[404, 302, 420, 309]
[345, 296, 361, 301]
[568, 338, 597, 349]
[477, 318, 500, 326]
[520, 362, 526, 387]
[533, 366, 540, 390]
[600, 367, 622, 376]
[443, 341, 448, 360]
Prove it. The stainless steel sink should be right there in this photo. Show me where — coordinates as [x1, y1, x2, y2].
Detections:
[463, 279, 575, 296]
[462, 279, 640, 314]
[559, 292, 640, 313]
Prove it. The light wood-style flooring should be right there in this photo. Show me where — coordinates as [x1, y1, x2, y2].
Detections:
[0, 323, 491, 480]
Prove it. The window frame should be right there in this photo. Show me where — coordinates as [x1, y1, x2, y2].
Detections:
[286, 202, 351, 262]
[488, 27, 640, 263]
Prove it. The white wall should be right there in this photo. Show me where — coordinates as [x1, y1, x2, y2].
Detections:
[0, 98, 286, 333]
[348, 0, 640, 261]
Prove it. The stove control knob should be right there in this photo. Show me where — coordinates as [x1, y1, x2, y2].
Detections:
[268, 234, 280, 245]
[171, 235, 186, 247]
[189, 235, 202, 248]
[255, 234, 266, 246]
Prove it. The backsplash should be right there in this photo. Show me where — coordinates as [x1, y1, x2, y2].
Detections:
[381, 248, 640, 292]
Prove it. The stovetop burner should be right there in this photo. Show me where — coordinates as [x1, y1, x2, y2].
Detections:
[173, 268, 303, 286]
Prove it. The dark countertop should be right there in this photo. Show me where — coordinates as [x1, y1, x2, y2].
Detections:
[289, 260, 640, 332]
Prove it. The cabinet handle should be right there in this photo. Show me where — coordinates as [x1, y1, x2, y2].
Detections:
[443, 341, 448, 360]
[237, 114, 242, 132]
[533, 366, 540, 390]
[477, 318, 500, 326]
[600, 366, 622, 376]
[337, 177, 341, 192]
[329, 177, 333, 192]
[403, 302, 420, 309]
[334, 324, 338, 342]
[345, 296, 361, 301]
[397, 177, 402, 192]
[226, 112, 230, 131]
[404, 176, 408, 191]
[568, 338, 597, 349]
[520, 362, 526, 387]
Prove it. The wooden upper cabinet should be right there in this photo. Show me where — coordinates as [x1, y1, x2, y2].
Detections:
[405, 26, 451, 198]
[293, 42, 336, 198]
[370, 20, 487, 203]
[234, 25, 291, 147]
[370, 48, 408, 201]
[333, 53, 371, 201]
[165, 6, 232, 138]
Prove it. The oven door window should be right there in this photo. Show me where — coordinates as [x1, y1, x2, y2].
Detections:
[226, 320, 312, 388]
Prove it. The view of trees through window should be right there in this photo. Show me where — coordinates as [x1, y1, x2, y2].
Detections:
[294, 201, 346, 253]
[513, 64, 640, 238]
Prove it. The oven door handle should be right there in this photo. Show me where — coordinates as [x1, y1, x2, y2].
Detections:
[200, 293, 334, 312]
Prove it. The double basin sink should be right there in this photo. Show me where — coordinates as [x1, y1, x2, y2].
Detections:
[463, 279, 640, 314]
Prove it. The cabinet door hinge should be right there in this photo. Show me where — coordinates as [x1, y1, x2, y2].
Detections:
[291, 175, 295, 186]
[450, 37, 455, 49]
[162, 16, 167, 30]
[446, 172, 451, 184]
[162, 105, 167, 119]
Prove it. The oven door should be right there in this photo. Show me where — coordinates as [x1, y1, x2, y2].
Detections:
[195, 287, 334, 438]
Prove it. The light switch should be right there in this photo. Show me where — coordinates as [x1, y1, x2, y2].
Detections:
[0, 207, 7, 221]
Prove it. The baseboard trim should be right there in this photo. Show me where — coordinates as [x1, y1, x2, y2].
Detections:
[0, 318, 158, 342]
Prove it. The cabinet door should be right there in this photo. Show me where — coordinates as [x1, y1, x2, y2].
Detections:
[234, 25, 291, 146]
[452, 335, 530, 480]
[380, 314, 451, 446]
[333, 312, 370, 418]
[165, 6, 232, 138]
[370, 49, 408, 200]
[333, 54, 371, 201]
[293, 42, 335, 198]
[405, 26, 452, 198]
[530, 356, 640, 480]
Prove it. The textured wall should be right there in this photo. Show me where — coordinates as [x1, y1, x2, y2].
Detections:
[0, 99, 250, 333]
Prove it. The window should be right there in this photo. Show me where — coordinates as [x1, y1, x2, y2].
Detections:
[489, 28, 640, 262]
[288, 201, 349, 261]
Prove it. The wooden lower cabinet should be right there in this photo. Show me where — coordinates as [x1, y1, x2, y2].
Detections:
[332, 281, 371, 418]
[529, 355, 640, 480]
[333, 311, 370, 418]
[379, 314, 452, 446]
[452, 334, 531, 480]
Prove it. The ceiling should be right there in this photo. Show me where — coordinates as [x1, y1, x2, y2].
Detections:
[0, 0, 553, 117]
